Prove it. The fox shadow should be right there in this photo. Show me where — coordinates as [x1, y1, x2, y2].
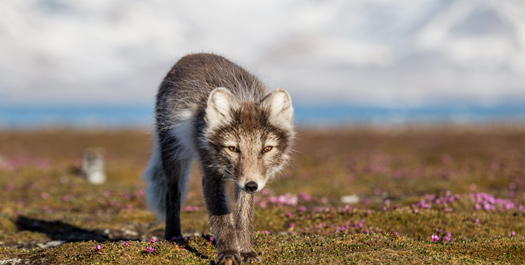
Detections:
[16, 215, 123, 243]
[15, 215, 210, 260]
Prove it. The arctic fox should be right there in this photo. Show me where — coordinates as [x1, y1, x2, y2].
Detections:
[144, 53, 294, 264]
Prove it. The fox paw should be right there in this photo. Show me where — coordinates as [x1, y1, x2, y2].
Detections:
[216, 250, 241, 265]
[241, 251, 261, 263]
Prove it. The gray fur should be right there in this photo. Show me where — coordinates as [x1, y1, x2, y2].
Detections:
[143, 53, 294, 264]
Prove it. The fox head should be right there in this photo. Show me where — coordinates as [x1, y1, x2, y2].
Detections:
[204, 87, 294, 193]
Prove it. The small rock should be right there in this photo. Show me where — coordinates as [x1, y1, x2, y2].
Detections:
[341, 194, 360, 204]
[123, 229, 138, 237]
[82, 148, 106, 184]
[44, 240, 65, 248]
[0, 258, 23, 264]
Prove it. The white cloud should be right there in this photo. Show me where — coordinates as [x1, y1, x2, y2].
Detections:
[1, 0, 525, 107]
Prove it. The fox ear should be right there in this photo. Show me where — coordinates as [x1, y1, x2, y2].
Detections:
[206, 87, 239, 129]
[261, 88, 294, 130]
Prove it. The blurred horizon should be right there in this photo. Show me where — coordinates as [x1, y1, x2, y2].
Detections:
[2, 104, 525, 129]
[1, 0, 525, 127]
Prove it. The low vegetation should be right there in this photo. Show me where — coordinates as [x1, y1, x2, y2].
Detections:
[0, 126, 524, 264]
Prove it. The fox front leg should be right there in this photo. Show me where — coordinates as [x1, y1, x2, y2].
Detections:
[234, 185, 260, 263]
[202, 177, 241, 265]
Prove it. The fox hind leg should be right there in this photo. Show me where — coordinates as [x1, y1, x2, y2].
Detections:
[159, 134, 193, 240]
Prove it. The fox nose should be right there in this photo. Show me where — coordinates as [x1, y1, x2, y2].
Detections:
[245, 181, 258, 192]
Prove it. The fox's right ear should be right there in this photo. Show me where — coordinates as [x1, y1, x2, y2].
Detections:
[205, 87, 239, 129]
[261, 88, 294, 131]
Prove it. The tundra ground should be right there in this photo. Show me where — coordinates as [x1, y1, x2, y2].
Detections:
[0, 126, 524, 264]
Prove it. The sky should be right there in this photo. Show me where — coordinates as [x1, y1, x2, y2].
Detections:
[1, 0, 525, 111]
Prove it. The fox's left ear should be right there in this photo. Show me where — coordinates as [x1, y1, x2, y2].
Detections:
[261, 88, 294, 130]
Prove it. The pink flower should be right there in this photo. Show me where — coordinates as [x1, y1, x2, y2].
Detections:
[146, 246, 154, 253]
[286, 212, 292, 218]
[444, 232, 451, 242]
[95, 245, 101, 251]
[210, 237, 214, 242]
[150, 237, 157, 243]
[289, 223, 295, 228]
[265, 231, 270, 235]
[62, 195, 74, 202]
[413, 208, 419, 214]
[474, 219, 480, 223]
[299, 193, 312, 201]
[431, 235, 439, 242]
[511, 231, 516, 236]
[125, 242, 129, 246]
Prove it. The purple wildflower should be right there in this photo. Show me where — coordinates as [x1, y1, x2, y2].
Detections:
[95, 245, 101, 251]
[146, 246, 154, 253]
[150, 237, 157, 243]
[431, 235, 439, 242]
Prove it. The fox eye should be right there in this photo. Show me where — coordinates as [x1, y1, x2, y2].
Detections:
[262, 146, 273, 153]
[228, 146, 239, 153]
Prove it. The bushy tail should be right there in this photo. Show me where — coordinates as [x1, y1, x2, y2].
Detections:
[143, 141, 168, 219]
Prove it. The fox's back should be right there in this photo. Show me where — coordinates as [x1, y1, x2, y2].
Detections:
[156, 53, 268, 123]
